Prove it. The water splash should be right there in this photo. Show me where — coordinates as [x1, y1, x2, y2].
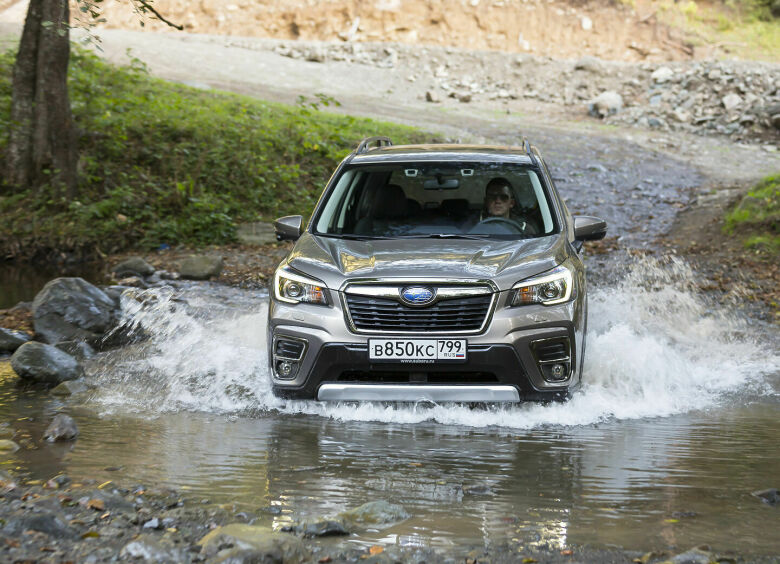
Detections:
[86, 256, 779, 428]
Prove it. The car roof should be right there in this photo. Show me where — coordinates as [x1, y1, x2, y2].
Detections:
[349, 144, 537, 165]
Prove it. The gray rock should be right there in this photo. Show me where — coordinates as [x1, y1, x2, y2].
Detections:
[55, 340, 95, 361]
[651, 66, 675, 83]
[751, 488, 779, 506]
[588, 91, 623, 118]
[43, 414, 79, 441]
[143, 517, 162, 529]
[457, 92, 472, 103]
[116, 276, 148, 288]
[236, 222, 278, 246]
[0, 328, 31, 353]
[198, 524, 310, 562]
[50, 380, 89, 397]
[179, 255, 224, 280]
[666, 547, 715, 564]
[340, 500, 410, 528]
[121, 536, 182, 562]
[574, 55, 603, 73]
[112, 257, 155, 278]
[32, 277, 116, 344]
[11, 342, 81, 385]
[722, 93, 742, 111]
[425, 90, 441, 103]
[2, 513, 75, 539]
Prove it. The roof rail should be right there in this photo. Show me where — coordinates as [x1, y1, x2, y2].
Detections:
[355, 136, 393, 155]
[520, 136, 539, 166]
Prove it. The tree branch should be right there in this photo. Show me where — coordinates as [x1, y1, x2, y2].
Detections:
[136, 0, 183, 30]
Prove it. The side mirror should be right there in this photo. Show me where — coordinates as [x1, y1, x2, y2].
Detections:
[573, 216, 607, 241]
[274, 215, 304, 241]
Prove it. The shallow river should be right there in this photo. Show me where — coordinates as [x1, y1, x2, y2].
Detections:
[2, 256, 778, 556]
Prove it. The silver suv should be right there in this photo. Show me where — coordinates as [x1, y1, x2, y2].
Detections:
[269, 137, 607, 402]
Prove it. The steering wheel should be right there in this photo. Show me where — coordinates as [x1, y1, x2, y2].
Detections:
[474, 216, 527, 233]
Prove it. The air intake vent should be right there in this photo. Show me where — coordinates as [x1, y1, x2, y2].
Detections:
[531, 338, 571, 363]
[275, 338, 305, 360]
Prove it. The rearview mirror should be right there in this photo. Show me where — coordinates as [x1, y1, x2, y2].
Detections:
[274, 215, 304, 241]
[573, 216, 607, 241]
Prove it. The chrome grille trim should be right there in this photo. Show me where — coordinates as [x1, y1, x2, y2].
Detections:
[341, 280, 496, 335]
[317, 384, 520, 402]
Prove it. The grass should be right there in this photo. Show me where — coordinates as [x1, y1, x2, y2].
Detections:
[652, 0, 780, 60]
[0, 49, 433, 258]
[724, 173, 780, 256]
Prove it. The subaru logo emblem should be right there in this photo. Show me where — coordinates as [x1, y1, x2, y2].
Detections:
[400, 286, 436, 306]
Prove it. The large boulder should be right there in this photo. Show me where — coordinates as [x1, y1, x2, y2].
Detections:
[32, 278, 116, 344]
[588, 91, 623, 118]
[179, 255, 223, 280]
[10, 342, 81, 385]
[339, 500, 410, 528]
[0, 328, 31, 353]
[236, 222, 277, 246]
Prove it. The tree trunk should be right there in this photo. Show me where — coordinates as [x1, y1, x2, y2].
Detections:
[4, 0, 77, 198]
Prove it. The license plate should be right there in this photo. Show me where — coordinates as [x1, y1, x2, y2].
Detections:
[369, 339, 467, 363]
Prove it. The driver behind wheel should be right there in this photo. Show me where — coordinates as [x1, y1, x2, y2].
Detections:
[482, 177, 516, 219]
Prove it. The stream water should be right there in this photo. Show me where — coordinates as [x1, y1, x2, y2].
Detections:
[1, 255, 778, 556]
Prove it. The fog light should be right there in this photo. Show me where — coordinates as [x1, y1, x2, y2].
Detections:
[540, 361, 570, 383]
[275, 360, 299, 380]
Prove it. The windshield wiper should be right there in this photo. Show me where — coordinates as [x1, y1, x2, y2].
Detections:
[410, 233, 489, 240]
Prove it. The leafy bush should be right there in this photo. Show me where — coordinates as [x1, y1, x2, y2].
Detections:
[0, 49, 433, 256]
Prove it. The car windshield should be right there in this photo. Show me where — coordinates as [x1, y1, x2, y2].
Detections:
[313, 162, 557, 239]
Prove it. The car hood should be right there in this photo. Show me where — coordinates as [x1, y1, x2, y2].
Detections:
[285, 233, 570, 291]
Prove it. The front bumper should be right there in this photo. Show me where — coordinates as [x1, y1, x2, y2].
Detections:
[268, 293, 583, 402]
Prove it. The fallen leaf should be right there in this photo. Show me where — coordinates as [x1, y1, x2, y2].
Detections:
[409, 462, 422, 467]
[663, 518, 679, 524]
[166, 528, 178, 533]
[369, 545, 384, 555]
[87, 499, 105, 511]
[560, 549, 574, 556]
[523, 559, 538, 564]
[81, 531, 100, 539]
[100, 512, 111, 520]
[97, 481, 113, 489]
[318, 557, 333, 563]
[4, 539, 19, 548]
[40, 546, 56, 552]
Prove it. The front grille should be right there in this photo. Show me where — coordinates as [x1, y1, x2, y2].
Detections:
[531, 338, 570, 362]
[336, 371, 499, 384]
[345, 293, 492, 333]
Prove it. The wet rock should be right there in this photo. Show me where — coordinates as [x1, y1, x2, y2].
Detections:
[236, 221, 277, 246]
[651, 66, 675, 83]
[588, 91, 623, 118]
[143, 517, 163, 529]
[198, 523, 310, 562]
[50, 380, 89, 397]
[55, 340, 95, 361]
[43, 414, 79, 442]
[751, 488, 779, 506]
[11, 342, 81, 385]
[32, 277, 116, 344]
[340, 500, 410, 527]
[0, 423, 14, 439]
[112, 257, 155, 278]
[283, 519, 350, 537]
[121, 536, 182, 562]
[462, 484, 494, 496]
[117, 275, 148, 288]
[179, 255, 224, 280]
[0, 327, 31, 353]
[2, 512, 75, 539]
[663, 547, 714, 564]
[0, 439, 20, 452]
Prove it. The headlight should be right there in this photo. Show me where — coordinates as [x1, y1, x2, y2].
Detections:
[274, 268, 329, 305]
[509, 264, 573, 306]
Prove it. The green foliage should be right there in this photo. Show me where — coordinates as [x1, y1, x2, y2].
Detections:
[0, 49, 432, 255]
[724, 174, 780, 255]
